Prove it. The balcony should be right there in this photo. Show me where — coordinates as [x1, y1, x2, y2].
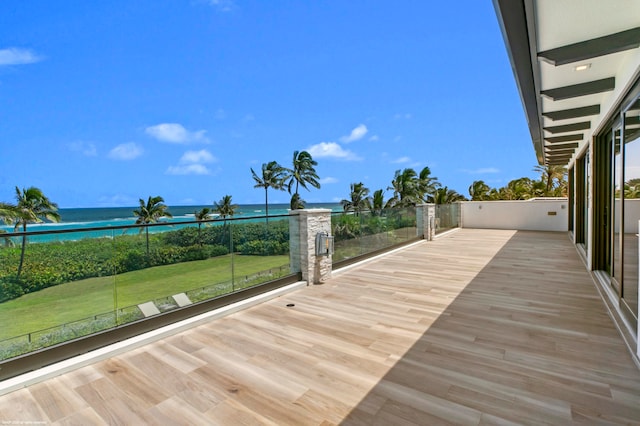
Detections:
[1, 225, 639, 424]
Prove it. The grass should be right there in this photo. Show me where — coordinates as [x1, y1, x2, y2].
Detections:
[0, 254, 288, 340]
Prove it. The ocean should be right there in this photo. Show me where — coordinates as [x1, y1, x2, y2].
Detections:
[0, 203, 342, 236]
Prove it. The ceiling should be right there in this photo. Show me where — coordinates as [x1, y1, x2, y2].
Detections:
[493, 0, 640, 167]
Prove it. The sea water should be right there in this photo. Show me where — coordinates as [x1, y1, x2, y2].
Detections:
[0, 203, 342, 242]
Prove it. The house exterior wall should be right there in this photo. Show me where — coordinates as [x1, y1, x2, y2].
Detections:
[460, 200, 568, 232]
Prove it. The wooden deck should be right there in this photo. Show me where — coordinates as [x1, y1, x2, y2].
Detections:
[1, 229, 640, 424]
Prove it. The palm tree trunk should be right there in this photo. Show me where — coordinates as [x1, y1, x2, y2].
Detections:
[265, 187, 269, 225]
[145, 227, 150, 256]
[17, 223, 27, 278]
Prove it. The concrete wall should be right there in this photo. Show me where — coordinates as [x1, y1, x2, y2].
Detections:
[460, 199, 568, 232]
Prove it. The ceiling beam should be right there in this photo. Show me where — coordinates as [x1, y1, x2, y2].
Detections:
[542, 105, 600, 121]
[544, 147, 577, 154]
[544, 134, 583, 143]
[544, 143, 580, 150]
[546, 152, 575, 159]
[541, 77, 615, 101]
[538, 27, 640, 66]
[544, 121, 591, 134]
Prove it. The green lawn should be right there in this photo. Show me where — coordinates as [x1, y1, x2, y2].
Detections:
[0, 254, 288, 340]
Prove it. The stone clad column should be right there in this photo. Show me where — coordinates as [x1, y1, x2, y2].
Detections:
[416, 204, 436, 241]
[289, 209, 332, 284]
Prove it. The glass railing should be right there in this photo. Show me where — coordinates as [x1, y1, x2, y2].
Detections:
[331, 207, 418, 263]
[0, 215, 292, 361]
[435, 203, 459, 234]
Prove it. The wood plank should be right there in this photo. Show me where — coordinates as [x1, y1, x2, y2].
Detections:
[1, 229, 640, 424]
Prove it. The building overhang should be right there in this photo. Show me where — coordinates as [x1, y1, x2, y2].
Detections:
[493, 0, 640, 167]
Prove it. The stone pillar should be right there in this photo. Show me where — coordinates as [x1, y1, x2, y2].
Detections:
[289, 209, 332, 284]
[416, 204, 436, 241]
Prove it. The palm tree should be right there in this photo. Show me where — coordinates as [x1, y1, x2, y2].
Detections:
[251, 161, 286, 221]
[13, 187, 61, 277]
[468, 180, 491, 201]
[0, 202, 19, 248]
[371, 189, 385, 216]
[387, 168, 420, 208]
[341, 182, 371, 216]
[433, 187, 467, 204]
[417, 166, 440, 202]
[289, 193, 305, 210]
[533, 165, 567, 196]
[214, 195, 239, 257]
[194, 207, 212, 246]
[0, 202, 19, 224]
[133, 195, 172, 255]
[213, 195, 238, 220]
[505, 177, 536, 200]
[284, 150, 321, 209]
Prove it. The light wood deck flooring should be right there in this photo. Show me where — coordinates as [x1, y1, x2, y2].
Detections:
[1, 229, 640, 424]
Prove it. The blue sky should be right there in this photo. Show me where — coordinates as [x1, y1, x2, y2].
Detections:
[0, 0, 536, 208]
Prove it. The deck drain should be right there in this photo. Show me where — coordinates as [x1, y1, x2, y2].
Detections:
[286, 303, 295, 307]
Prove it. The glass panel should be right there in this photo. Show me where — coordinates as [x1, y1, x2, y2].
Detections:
[0, 213, 295, 361]
[435, 203, 460, 234]
[613, 127, 623, 291]
[231, 217, 291, 291]
[0, 227, 117, 359]
[332, 207, 417, 263]
[622, 99, 640, 325]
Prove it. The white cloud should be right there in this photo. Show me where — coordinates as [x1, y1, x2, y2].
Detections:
[340, 124, 368, 143]
[166, 164, 211, 175]
[145, 123, 209, 144]
[392, 156, 411, 164]
[179, 149, 216, 164]
[307, 142, 361, 161]
[108, 143, 143, 160]
[0, 48, 42, 66]
[166, 149, 217, 175]
[320, 177, 339, 184]
[369, 135, 379, 142]
[68, 141, 97, 157]
[207, 0, 235, 11]
[460, 167, 500, 174]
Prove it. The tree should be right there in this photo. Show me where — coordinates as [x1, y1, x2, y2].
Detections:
[0, 202, 19, 225]
[284, 150, 321, 209]
[133, 195, 172, 255]
[417, 166, 441, 203]
[213, 194, 238, 220]
[341, 182, 371, 216]
[371, 189, 385, 216]
[387, 168, 420, 208]
[194, 207, 212, 246]
[214, 195, 239, 256]
[433, 187, 467, 204]
[290, 193, 305, 210]
[533, 165, 567, 196]
[12, 186, 61, 277]
[468, 180, 491, 201]
[251, 161, 286, 222]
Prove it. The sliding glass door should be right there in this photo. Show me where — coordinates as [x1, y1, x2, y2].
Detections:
[621, 98, 640, 325]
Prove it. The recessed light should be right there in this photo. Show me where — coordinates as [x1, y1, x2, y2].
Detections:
[574, 64, 591, 71]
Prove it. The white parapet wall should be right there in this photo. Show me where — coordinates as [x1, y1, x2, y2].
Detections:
[460, 199, 568, 232]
